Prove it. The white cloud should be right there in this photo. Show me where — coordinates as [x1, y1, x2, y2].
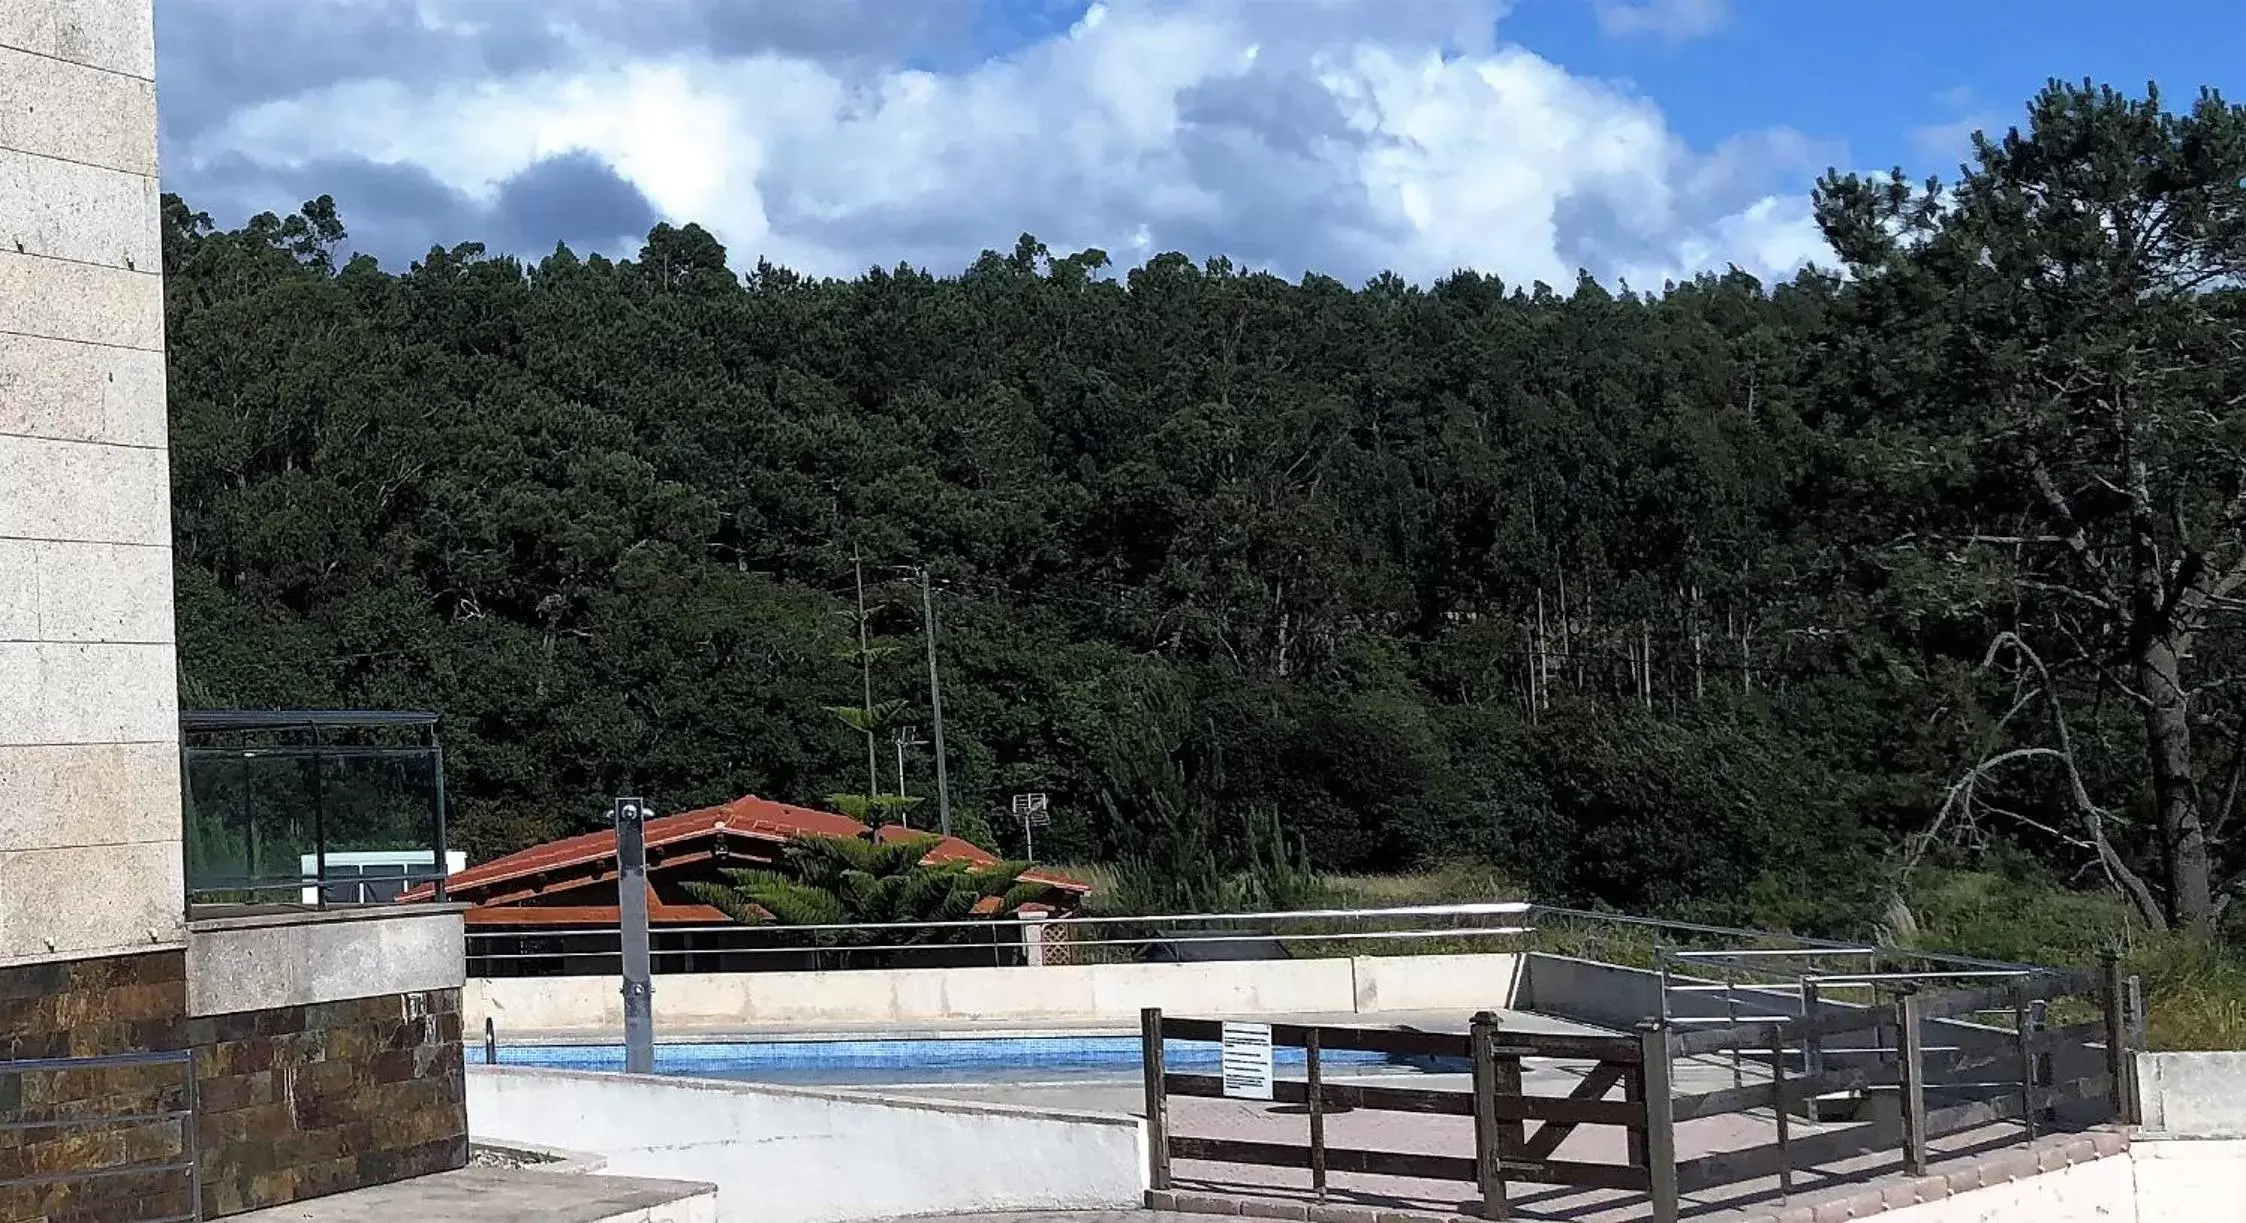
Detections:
[1911, 114, 1999, 169]
[1593, 0, 1730, 41]
[171, 0, 1830, 288]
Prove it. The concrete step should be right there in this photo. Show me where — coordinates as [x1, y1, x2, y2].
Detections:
[223, 1166, 716, 1223]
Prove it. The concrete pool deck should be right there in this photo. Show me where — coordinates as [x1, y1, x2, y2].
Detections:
[475, 1003, 2140, 1223]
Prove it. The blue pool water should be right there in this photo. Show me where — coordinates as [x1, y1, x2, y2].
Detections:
[499, 1035, 1455, 1087]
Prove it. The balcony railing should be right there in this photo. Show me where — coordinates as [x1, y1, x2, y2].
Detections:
[180, 710, 449, 914]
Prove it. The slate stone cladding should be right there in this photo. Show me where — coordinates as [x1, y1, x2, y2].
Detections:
[0, 951, 192, 1223]
[1, 950, 467, 1222]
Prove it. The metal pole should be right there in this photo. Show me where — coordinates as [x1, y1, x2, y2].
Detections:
[616, 797, 656, 1075]
[185, 1047, 202, 1221]
[310, 725, 328, 908]
[484, 1016, 497, 1066]
[1637, 1020, 1679, 1223]
[920, 567, 953, 837]
[854, 547, 879, 798]
[1141, 1008, 1171, 1192]
[431, 722, 449, 902]
[1897, 988, 1928, 1177]
[1306, 1027, 1327, 1202]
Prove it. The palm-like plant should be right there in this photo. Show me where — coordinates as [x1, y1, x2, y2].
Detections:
[683, 832, 1044, 965]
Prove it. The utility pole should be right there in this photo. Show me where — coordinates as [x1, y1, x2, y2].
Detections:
[853, 546, 879, 796]
[614, 796, 655, 1075]
[892, 725, 928, 827]
[919, 566, 953, 837]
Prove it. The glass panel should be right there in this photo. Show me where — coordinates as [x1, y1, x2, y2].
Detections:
[320, 750, 439, 860]
[183, 749, 319, 904]
[182, 736, 444, 907]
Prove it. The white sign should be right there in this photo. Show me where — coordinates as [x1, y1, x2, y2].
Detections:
[1221, 1021, 1275, 1101]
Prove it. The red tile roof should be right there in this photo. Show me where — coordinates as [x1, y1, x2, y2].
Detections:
[871, 825, 1089, 891]
[404, 795, 1088, 904]
[404, 794, 862, 902]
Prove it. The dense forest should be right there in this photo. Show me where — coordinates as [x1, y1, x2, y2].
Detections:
[164, 80, 2246, 938]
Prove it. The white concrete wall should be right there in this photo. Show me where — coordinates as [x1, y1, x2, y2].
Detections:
[468, 952, 1525, 1033]
[187, 906, 468, 1016]
[467, 1065, 1143, 1223]
[1350, 952, 1523, 1013]
[0, 0, 182, 966]
[2135, 1051, 2246, 1138]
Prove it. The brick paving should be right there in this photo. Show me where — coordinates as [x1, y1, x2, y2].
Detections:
[892, 1127, 2127, 1223]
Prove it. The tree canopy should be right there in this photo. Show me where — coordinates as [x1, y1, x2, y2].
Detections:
[165, 79, 2246, 936]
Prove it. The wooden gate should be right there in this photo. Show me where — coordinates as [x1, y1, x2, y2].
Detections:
[1141, 1009, 1658, 1220]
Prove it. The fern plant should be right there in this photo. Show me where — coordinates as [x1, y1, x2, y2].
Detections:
[683, 832, 1045, 967]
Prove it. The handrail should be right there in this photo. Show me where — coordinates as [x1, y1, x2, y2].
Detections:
[0, 1048, 200, 1222]
[464, 924, 1533, 963]
[469, 899, 1534, 939]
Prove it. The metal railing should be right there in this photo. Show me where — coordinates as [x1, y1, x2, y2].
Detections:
[461, 900, 2088, 982]
[0, 1049, 199, 1223]
[463, 900, 1538, 976]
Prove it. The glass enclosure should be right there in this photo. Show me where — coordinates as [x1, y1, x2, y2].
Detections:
[181, 710, 448, 911]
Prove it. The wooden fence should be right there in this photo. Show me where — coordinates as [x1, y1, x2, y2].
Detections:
[1139, 954, 2136, 1223]
[1141, 1009, 1653, 1220]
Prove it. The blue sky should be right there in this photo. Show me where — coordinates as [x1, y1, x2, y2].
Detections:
[1494, 0, 2238, 169]
[154, 0, 2239, 289]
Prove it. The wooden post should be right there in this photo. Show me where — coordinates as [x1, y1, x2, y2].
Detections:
[1896, 988, 1928, 1177]
[1471, 1011, 1509, 1220]
[2029, 999, 2052, 1130]
[1767, 1025, 1792, 1197]
[1637, 1020, 1679, 1223]
[1622, 1057, 1648, 1168]
[1723, 968, 1743, 1090]
[2012, 982, 2037, 1143]
[1141, 1008, 1171, 1192]
[1307, 1027, 1327, 1202]
[1799, 978, 1825, 1124]
[2102, 951, 2132, 1123]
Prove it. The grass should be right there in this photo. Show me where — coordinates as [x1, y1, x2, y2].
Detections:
[1904, 867, 2246, 1052]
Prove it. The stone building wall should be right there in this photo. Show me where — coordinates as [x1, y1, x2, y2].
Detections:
[0, 950, 468, 1222]
[0, 0, 188, 967]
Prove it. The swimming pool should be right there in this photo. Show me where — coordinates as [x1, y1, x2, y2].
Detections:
[497, 1034, 1462, 1088]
